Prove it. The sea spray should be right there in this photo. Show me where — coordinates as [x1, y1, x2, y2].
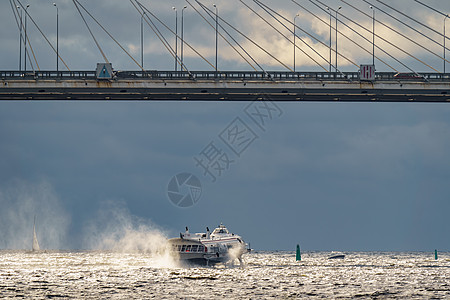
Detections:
[228, 243, 247, 267]
[0, 179, 70, 250]
[83, 200, 179, 268]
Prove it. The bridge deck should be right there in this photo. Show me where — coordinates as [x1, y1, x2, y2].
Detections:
[1, 71, 449, 102]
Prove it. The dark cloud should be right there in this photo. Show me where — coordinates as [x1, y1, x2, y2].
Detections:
[1, 101, 449, 251]
[1, 1, 450, 251]
[1, 0, 448, 71]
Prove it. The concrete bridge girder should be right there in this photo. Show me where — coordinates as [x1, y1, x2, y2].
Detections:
[1, 78, 449, 102]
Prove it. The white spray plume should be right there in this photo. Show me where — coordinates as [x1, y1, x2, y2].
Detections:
[228, 242, 246, 267]
[83, 200, 179, 268]
[0, 179, 70, 250]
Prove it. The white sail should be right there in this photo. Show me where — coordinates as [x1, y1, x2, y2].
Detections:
[32, 217, 40, 251]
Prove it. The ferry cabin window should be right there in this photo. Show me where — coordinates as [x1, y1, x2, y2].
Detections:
[177, 245, 181, 251]
[191, 245, 198, 252]
[181, 245, 186, 252]
[198, 245, 204, 252]
[186, 245, 191, 252]
[213, 228, 229, 234]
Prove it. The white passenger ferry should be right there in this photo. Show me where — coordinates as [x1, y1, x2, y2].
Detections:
[168, 224, 249, 265]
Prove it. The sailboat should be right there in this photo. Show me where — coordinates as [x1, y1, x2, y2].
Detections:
[32, 216, 40, 252]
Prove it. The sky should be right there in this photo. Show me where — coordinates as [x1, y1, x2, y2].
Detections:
[1, 0, 450, 252]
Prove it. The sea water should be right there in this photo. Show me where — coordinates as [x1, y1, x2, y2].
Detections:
[0, 250, 449, 299]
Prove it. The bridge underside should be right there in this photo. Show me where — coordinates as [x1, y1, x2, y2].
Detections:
[1, 71, 450, 102]
[1, 87, 450, 102]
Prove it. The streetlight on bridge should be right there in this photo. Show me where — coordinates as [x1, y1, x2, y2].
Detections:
[24, 4, 30, 73]
[370, 6, 375, 67]
[294, 13, 300, 73]
[172, 7, 178, 72]
[326, 7, 331, 73]
[53, 3, 59, 73]
[17, 6, 22, 72]
[141, 12, 146, 69]
[213, 4, 218, 76]
[335, 6, 341, 73]
[445, 14, 449, 74]
[181, 6, 187, 70]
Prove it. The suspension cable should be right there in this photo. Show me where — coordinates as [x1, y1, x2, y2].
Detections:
[134, 0, 215, 71]
[134, 0, 193, 73]
[412, 0, 450, 45]
[241, 0, 326, 72]
[15, 0, 35, 71]
[340, 0, 441, 73]
[15, 0, 39, 71]
[192, 0, 259, 72]
[17, 0, 72, 71]
[72, 0, 108, 63]
[297, 0, 397, 72]
[131, 1, 179, 70]
[361, 0, 450, 61]
[255, 0, 360, 73]
[193, 0, 292, 72]
[254, 0, 335, 71]
[74, 0, 145, 71]
[413, 0, 449, 19]
[10, 0, 31, 70]
[134, 0, 190, 72]
[375, 0, 444, 39]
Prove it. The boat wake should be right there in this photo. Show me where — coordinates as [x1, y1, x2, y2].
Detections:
[82, 201, 181, 268]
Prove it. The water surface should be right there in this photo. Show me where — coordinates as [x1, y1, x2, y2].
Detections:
[1, 250, 448, 299]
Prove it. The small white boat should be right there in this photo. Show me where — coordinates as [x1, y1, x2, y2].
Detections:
[168, 224, 249, 265]
[328, 252, 345, 259]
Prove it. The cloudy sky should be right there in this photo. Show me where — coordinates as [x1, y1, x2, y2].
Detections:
[1, 0, 450, 251]
[1, 0, 449, 72]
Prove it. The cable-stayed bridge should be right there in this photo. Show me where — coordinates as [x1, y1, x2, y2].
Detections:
[1, 0, 450, 102]
[1, 70, 449, 102]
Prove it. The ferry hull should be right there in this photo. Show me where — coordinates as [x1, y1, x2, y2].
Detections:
[168, 224, 248, 266]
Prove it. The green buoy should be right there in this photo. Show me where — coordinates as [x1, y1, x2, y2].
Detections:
[435, 249, 438, 260]
[296, 244, 301, 261]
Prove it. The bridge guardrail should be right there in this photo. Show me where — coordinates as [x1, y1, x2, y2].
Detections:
[1, 70, 450, 81]
[0, 71, 97, 79]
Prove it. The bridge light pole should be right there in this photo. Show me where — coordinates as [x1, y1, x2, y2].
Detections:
[326, 7, 331, 73]
[213, 4, 218, 76]
[445, 14, 449, 74]
[370, 6, 375, 67]
[24, 4, 30, 73]
[294, 13, 299, 73]
[53, 3, 59, 73]
[141, 12, 145, 69]
[18, 6, 22, 72]
[181, 6, 187, 70]
[172, 7, 178, 72]
[335, 6, 341, 73]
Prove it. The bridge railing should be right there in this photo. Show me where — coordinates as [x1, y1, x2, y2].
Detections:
[0, 70, 97, 79]
[1, 70, 450, 81]
[114, 70, 362, 80]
